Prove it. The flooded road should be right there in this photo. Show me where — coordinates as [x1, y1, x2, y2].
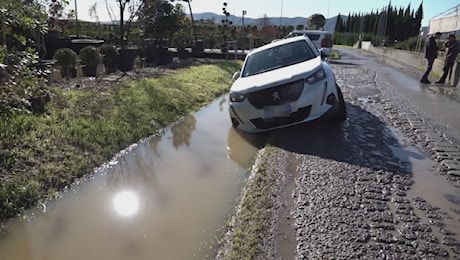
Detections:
[0, 95, 258, 260]
[338, 47, 460, 144]
[2, 47, 460, 259]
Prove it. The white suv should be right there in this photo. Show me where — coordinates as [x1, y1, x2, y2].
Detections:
[229, 36, 346, 133]
[283, 30, 333, 50]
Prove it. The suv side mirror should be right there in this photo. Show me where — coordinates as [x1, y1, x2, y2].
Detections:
[320, 48, 330, 59]
[232, 71, 240, 81]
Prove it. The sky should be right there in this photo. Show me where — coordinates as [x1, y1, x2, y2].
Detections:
[72, 0, 460, 27]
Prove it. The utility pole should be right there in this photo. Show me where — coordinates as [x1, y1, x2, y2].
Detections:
[242, 10, 246, 33]
[242, 10, 247, 51]
[280, 0, 284, 26]
[75, 0, 79, 37]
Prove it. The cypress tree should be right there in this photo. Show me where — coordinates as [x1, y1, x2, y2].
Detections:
[335, 13, 343, 32]
[414, 3, 423, 36]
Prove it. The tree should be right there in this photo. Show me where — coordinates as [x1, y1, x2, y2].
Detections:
[47, 0, 70, 32]
[0, 0, 49, 116]
[258, 14, 271, 29]
[307, 13, 325, 30]
[258, 14, 277, 42]
[296, 24, 304, 30]
[414, 3, 423, 36]
[140, 0, 183, 46]
[103, 0, 143, 48]
[182, 0, 197, 44]
[335, 13, 345, 32]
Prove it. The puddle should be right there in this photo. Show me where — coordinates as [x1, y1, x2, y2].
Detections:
[388, 127, 460, 242]
[0, 94, 259, 260]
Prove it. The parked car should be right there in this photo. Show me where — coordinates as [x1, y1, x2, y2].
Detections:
[283, 30, 334, 50]
[228, 36, 346, 133]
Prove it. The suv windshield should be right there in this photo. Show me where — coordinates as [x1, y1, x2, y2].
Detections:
[242, 40, 316, 77]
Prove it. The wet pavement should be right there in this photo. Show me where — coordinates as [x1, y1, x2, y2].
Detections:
[269, 47, 460, 259]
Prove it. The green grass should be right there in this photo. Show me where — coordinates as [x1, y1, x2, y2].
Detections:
[330, 50, 342, 60]
[223, 147, 278, 260]
[0, 61, 241, 222]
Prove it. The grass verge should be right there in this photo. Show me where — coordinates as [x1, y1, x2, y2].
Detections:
[218, 147, 279, 260]
[0, 61, 241, 222]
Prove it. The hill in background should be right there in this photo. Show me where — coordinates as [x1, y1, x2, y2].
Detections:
[191, 12, 347, 32]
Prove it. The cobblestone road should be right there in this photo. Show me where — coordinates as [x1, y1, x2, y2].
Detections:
[266, 48, 460, 259]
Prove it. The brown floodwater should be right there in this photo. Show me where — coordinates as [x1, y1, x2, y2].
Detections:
[389, 127, 460, 244]
[0, 94, 259, 260]
[2, 89, 459, 259]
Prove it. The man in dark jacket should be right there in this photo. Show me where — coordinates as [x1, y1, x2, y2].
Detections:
[436, 34, 460, 84]
[420, 32, 441, 83]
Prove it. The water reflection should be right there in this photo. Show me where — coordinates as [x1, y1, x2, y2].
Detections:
[219, 95, 227, 111]
[113, 191, 140, 217]
[226, 127, 266, 168]
[170, 115, 196, 149]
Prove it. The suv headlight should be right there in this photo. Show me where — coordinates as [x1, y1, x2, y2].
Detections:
[230, 92, 246, 102]
[306, 68, 326, 84]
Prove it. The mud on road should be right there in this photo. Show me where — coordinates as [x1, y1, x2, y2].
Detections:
[218, 49, 460, 259]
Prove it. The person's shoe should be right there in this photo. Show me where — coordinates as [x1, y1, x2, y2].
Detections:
[420, 79, 431, 83]
[435, 80, 445, 84]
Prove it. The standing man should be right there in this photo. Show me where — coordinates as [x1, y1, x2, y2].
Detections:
[420, 32, 441, 83]
[436, 34, 460, 84]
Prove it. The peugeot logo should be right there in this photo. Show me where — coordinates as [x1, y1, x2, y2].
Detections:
[272, 91, 280, 101]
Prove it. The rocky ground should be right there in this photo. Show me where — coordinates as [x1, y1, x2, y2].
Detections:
[218, 49, 460, 259]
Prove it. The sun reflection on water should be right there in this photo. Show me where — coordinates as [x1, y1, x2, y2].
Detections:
[112, 190, 140, 217]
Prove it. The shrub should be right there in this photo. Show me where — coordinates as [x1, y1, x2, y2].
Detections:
[395, 36, 424, 52]
[99, 45, 119, 74]
[333, 32, 359, 46]
[1, 50, 48, 116]
[53, 48, 78, 78]
[79, 46, 102, 68]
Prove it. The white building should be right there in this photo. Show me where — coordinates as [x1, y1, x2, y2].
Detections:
[428, 4, 460, 36]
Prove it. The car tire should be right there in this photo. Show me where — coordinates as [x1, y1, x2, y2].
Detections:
[332, 85, 347, 122]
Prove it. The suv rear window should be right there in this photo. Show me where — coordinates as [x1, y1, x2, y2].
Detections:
[306, 34, 320, 41]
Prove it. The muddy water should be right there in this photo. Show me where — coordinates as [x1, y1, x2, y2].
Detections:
[388, 127, 460, 242]
[0, 94, 259, 260]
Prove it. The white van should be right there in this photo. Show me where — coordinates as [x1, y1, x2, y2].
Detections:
[283, 30, 333, 50]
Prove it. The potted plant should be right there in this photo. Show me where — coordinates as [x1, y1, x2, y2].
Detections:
[175, 39, 188, 60]
[100, 45, 119, 74]
[53, 48, 78, 78]
[143, 41, 158, 67]
[79, 46, 102, 77]
[118, 47, 139, 72]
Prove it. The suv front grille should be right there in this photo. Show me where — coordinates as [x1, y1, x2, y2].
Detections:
[250, 105, 311, 130]
[247, 80, 305, 109]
